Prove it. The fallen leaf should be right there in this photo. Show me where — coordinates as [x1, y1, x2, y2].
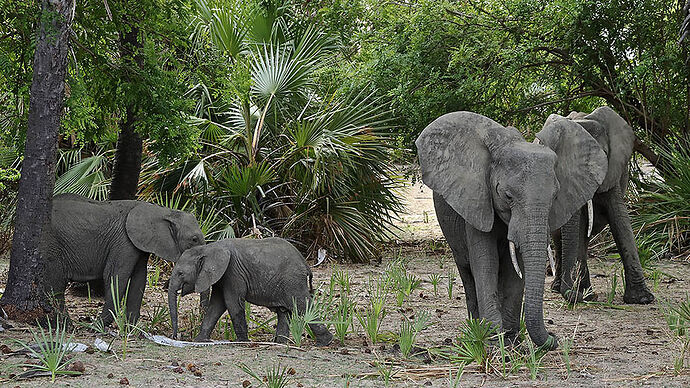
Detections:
[119, 377, 129, 385]
[242, 380, 251, 388]
[287, 367, 296, 375]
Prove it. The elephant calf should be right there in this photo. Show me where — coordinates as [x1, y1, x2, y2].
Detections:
[168, 237, 333, 346]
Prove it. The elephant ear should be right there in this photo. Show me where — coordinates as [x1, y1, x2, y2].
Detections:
[194, 244, 231, 293]
[579, 106, 635, 193]
[416, 111, 517, 232]
[126, 202, 181, 260]
[536, 115, 608, 231]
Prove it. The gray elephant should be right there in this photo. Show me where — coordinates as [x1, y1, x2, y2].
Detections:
[167, 237, 333, 346]
[538, 107, 654, 304]
[416, 112, 607, 349]
[45, 193, 205, 324]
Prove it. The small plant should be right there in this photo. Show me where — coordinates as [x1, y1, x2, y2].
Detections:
[238, 362, 291, 388]
[447, 269, 456, 300]
[109, 277, 143, 359]
[374, 359, 396, 386]
[332, 266, 352, 297]
[356, 276, 389, 344]
[607, 268, 619, 304]
[665, 296, 690, 374]
[398, 310, 431, 358]
[388, 261, 422, 306]
[450, 319, 495, 371]
[429, 273, 441, 297]
[145, 305, 169, 333]
[288, 298, 324, 347]
[334, 297, 354, 345]
[448, 364, 465, 388]
[147, 263, 161, 288]
[13, 319, 81, 382]
[220, 315, 236, 340]
[524, 337, 548, 380]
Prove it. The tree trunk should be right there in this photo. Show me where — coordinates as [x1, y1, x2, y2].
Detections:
[109, 23, 143, 200]
[0, 0, 74, 322]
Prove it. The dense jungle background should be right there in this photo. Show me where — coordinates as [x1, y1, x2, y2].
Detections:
[1, 0, 690, 386]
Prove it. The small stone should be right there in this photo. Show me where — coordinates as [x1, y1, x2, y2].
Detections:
[443, 338, 452, 345]
[173, 366, 184, 374]
[171, 360, 179, 366]
[340, 348, 349, 355]
[0, 344, 12, 354]
[548, 319, 554, 324]
[646, 329, 654, 335]
[287, 367, 296, 375]
[297, 383, 304, 387]
[364, 347, 371, 354]
[68, 361, 85, 373]
[242, 380, 251, 388]
[214, 362, 221, 366]
[424, 381, 433, 386]
[107, 373, 114, 378]
[119, 377, 129, 385]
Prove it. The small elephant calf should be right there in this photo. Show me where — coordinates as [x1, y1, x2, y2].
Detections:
[168, 237, 333, 346]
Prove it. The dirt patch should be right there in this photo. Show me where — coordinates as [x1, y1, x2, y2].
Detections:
[0, 180, 689, 387]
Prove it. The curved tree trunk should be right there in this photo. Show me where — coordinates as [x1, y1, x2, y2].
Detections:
[0, 0, 75, 322]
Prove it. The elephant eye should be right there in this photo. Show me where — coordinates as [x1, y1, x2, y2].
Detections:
[505, 191, 514, 202]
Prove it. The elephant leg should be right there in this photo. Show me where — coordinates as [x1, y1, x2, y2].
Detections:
[125, 256, 148, 324]
[602, 186, 654, 304]
[498, 239, 523, 342]
[550, 230, 562, 293]
[225, 291, 249, 342]
[101, 272, 132, 326]
[196, 286, 226, 341]
[465, 225, 502, 331]
[433, 193, 477, 318]
[273, 309, 290, 344]
[575, 217, 596, 301]
[559, 207, 584, 303]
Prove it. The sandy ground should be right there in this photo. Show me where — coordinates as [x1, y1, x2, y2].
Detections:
[0, 181, 689, 387]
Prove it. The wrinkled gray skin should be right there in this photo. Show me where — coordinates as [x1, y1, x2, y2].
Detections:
[540, 107, 655, 304]
[45, 193, 205, 324]
[416, 112, 607, 349]
[168, 237, 333, 346]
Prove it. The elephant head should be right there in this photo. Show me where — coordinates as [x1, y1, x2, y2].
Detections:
[168, 244, 230, 338]
[564, 106, 636, 192]
[416, 111, 607, 348]
[125, 202, 206, 261]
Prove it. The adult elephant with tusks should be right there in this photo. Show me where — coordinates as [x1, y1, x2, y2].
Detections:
[44, 193, 205, 325]
[539, 107, 655, 304]
[416, 111, 607, 349]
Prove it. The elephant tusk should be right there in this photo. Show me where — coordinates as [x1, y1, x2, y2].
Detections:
[547, 244, 556, 276]
[587, 199, 594, 238]
[509, 241, 522, 279]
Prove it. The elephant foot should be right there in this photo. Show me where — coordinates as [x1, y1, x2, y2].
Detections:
[315, 332, 333, 347]
[541, 332, 559, 351]
[550, 278, 561, 293]
[193, 335, 212, 343]
[273, 335, 289, 344]
[623, 286, 655, 304]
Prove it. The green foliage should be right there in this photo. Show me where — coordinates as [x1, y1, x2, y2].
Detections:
[237, 362, 292, 388]
[12, 319, 81, 382]
[449, 319, 496, 369]
[632, 138, 690, 260]
[148, 0, 403, 262]
[398, 310, 431, 358]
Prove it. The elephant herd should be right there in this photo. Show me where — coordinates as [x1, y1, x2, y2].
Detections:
[417, 106, 654, 349]
[42, 106, 652, 350]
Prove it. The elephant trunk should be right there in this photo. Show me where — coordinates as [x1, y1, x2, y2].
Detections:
[168, 277, 181, 339]
[521, 213, 558, 350]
